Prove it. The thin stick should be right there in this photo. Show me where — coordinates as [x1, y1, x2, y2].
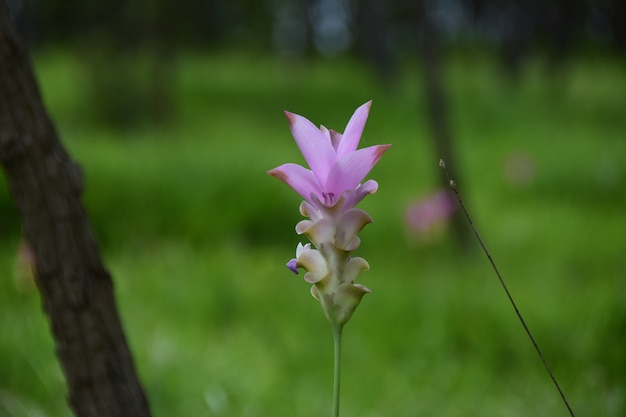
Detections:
[332, 323, 343, 417]
[439, 159, 576, 417]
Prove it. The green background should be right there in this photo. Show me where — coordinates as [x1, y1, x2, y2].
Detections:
[1, 48, 625, 416]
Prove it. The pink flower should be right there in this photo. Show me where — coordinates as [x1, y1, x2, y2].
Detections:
[269, 102, 390, 327]
[405, 189, 456, 235]
[268, 101, 391, 209]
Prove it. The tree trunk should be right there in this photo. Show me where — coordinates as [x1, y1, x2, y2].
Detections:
[356, 0, 395, 89]
[416, 1, 471, 249]
[0, 2, 152, 417]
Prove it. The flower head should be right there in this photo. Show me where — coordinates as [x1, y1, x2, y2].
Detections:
[268, 101, 390, 210]
[269, 101, 390, 328]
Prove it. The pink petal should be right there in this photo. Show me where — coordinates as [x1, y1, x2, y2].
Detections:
[343, 179, 379, 209]
[336, 101, 372, 158]
[326, 144, 391, 197]
[320, 125, 332, 143]
[268, 163, 322, 203]
[285, 111, 336, 185]
[329, 129, 342, 151]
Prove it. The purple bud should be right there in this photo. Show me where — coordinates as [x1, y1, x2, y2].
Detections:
[286, 258, 299, 274]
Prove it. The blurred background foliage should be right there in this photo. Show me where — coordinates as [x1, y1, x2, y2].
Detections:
[1, 0, 625, 416]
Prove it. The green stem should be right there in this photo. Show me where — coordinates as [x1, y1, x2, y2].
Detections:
[332, 323, 343, 417]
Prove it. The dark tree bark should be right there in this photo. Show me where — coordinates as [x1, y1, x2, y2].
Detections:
[0, 2, 152, 417]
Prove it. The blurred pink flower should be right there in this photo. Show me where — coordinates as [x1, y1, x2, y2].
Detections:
[268, 101, 390, 210]
[406, 189, 456, 235]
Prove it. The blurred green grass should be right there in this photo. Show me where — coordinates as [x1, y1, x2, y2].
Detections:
[0, 49, 625, 416]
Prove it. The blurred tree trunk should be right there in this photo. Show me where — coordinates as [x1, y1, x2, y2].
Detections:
[0, 2, 152, 417]
[416, 1, 470, 249]
[146, 0, 176, 125]
[356, 0, 395, 89]
[614, 1, 626, 54]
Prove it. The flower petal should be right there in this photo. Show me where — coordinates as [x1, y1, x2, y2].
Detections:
[336, 101, 372, 158]
[333, 283, 371, 326]
[286, 258, 299, 274]
[268, 163, 322, 203]
[297, 249, 329, 283]
[298, 218, 336, 246]
[286, 243, 311, 274]
[295, 242, 311, 257]
[320, 125, 332, 144]
[335, 208, 373, 251]
[285, 111, 336, 185]
[326, 144, 391, 198]
[329, 130, 342, 152]
[310, 284, 321, 301]
[341, 235, 361, 252]
[343, 179, 379, 209]
[342, 257, 370, 284]
[299, 201, 323, 222]
[295, 219, 313, 235]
